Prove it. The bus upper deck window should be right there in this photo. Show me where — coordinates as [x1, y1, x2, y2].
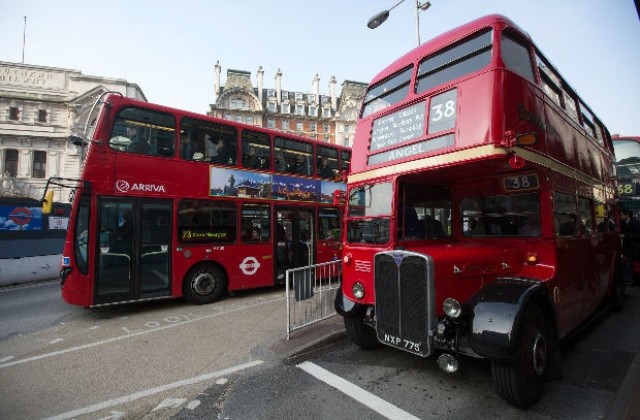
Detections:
[361, 66, 413, 118]
[416, 29, 492, 94]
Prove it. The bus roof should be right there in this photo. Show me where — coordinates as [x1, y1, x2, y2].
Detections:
[99, 93, 351, 150]
[368, 14, 529, 87]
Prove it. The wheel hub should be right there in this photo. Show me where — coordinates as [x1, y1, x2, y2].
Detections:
[193, 272, 215, 296]
[531, 332, 547, 376]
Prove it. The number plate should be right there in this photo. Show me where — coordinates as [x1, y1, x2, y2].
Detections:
[379, 331, 428, 357]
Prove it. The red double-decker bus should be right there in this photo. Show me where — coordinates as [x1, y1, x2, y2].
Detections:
[612, 135, 640, 214]
[335, 14, 622, 408]
[54, 93, 349, 307]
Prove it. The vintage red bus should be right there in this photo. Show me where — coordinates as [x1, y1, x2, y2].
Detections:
[335, 14, 622, 408]
[54, 93, 349, 307]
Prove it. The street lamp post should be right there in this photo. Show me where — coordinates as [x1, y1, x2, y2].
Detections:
[367, 0, 431, 46]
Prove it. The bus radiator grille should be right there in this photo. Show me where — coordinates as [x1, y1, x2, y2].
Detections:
[374, 251, 435, 357]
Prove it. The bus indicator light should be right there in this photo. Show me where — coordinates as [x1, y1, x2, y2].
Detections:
[515, 132, 538, 146]
[525, 252, 539, 265]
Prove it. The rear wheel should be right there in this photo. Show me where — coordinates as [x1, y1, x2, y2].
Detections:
[491, 306, 548, 408]
[344, 307, 379, 350]
[612, 264, 626, 311]
[183, 264, 227, 305]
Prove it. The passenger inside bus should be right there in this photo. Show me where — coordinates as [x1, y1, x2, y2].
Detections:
[212, 138, 233, 164]
[243, 226, 261, 241]
[243, 146, 265, 169]
[292, 154, 309, 175]
[319, 158, 335, 179]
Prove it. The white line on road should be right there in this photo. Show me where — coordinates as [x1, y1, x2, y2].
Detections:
[0, 296, 283, 370]
[42, 360, 264, 420]
[297, 361, 421, 420]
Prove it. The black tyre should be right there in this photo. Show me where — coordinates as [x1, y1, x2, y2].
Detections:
[183, 264, 227, 305]
[491, 306, 548, 408]
[611, 266, 626, 312]
[344, 307, 379, 350]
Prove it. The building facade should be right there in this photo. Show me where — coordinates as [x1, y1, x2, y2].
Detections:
[208, 61, 367, 147]
[0, 61, 145, 202]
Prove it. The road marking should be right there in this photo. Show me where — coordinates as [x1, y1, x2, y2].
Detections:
[298, 361, 421, 420]
[42, 360, 263, 420]
[186, 400, 201, 410]
[0, 296, 283, 370]
[152, 397, 186, 411]
[0, 355, 15, 363]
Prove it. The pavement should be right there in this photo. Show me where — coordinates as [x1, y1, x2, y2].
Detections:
[267, 288, 640, 420]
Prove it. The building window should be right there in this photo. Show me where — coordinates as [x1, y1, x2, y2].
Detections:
[37, 109, 48, 123]
[4, 149, 18, 177]
[32, 151, 46, 178]
[296, 122, 304, 132]
[224, 113, 233, 120]
[245, 116, 254, 125]
[230, 98, 248, 109]
[322, 107, 331, 118]
[343, 124, 350, 133]
[267, 118, 275, 128]
[281, 102, 290, 114]
[282, 120, 289, 130]
[267, 89, 276, 98]
[9, 107, 20, 121]
[281, 91, 288, 99]
[295, 104, 304, 115]
[310, 122, 317, 132]
[267, 102, 277, 112]
[323, 124, 330, 132]
[323, 135, 331, 142]
[309, 105, 317, 117]
[295, 92, 303, 101]
[308, 94, 316, 103]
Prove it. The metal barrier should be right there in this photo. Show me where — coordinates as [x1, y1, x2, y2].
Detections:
[285, 260, 342, 339]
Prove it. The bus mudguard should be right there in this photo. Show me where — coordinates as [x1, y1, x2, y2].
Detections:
[466, 277, 550, 359]
[334, 287, 359, 317]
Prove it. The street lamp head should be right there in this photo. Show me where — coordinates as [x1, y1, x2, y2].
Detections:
[418, 1, 431, 11]
[367, 10, 390, 29]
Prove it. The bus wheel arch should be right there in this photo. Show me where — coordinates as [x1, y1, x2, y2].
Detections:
[182, 262, 227, 305]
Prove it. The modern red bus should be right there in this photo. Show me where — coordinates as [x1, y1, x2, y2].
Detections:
[54, 93, 349, 307]
[335, 14, 622, 408]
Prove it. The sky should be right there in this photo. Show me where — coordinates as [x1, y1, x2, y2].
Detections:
[1, 0, 639, 135]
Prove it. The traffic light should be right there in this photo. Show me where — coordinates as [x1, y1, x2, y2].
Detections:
[42, 190, 54, 214]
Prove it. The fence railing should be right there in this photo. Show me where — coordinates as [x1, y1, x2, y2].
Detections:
[285, 260, 342, 339]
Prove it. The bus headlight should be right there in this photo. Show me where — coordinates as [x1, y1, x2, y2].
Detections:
[443, 298, 462, 318]
[352, 282, 365, 299]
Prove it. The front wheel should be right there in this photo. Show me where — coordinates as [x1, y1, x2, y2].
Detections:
[183, 264, 227, 305]
[491, 306, 549, 408]
[344, 307, 379, 350]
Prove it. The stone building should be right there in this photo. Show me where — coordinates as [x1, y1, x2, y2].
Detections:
[0, 61, 145, 202]
[209, 61, 367, 147]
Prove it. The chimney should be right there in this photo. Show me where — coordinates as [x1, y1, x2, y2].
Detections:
[257, 66, 264, 102]
[312, 73, 320, 98]
[275, 68, 282, 104]
[329, 76, 337, 111]
[214, 60, 221, 103]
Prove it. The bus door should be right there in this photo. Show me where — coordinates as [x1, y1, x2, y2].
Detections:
[275, 207, 314, 283]
[95, 198, 171, 305]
